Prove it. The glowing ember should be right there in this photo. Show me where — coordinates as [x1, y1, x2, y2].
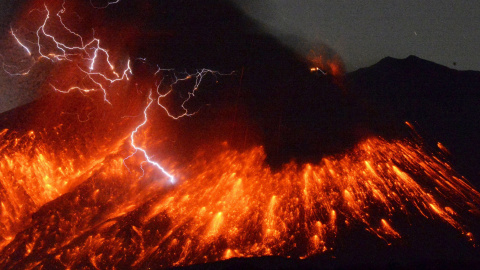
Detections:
[307, 48, 345, 80]
[1, 135, 479, 268]
[5, 1, 230, 185]
[0, 1, 479, 269]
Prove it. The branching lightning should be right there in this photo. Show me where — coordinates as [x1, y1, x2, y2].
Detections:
[123, 68, 232, 182]
[156, 68, 233, 119]
[3, 2, 480, 268]
[6, 2, 132, 104]
[124, 91, 175, 183]
[5, 1, 231, 184]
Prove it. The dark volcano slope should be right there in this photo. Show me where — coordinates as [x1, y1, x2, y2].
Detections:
[0, 0, 364, 168]
[346, 55, 480, 186]
[2, 0, 366, 166]
[4, 0, 478, 176]
[93, 0, 363, 166]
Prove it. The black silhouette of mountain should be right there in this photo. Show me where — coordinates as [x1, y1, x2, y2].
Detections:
[1, 0, 362, 167]
[1, 2, 478, 172]
[346, 55, 480, 187]
[1, 1, 480, 269]
[106, 0, 361, 166]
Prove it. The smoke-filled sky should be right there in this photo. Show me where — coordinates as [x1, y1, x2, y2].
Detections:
[0, 0, 479, 113]
[234, 0, 480, 71]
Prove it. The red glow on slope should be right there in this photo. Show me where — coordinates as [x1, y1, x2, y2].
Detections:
[0, 1, 479, 269]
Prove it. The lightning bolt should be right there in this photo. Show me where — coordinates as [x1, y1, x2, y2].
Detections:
[5, 1, 233, 184]
[156, 68, 233, 119]
[7, 2, 132, 104]
[123, 68, 232, 183]
[124, 91, 175, 183]
[10, 27, 31, 56]
[90, 0, 122, 9]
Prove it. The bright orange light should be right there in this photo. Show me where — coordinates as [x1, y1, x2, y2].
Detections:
[1, 1, 479, 269]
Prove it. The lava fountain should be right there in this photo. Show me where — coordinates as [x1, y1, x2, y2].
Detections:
[0, 1, 479, 269]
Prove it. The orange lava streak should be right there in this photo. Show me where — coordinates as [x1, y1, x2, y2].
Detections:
[0, 127, 125, 249]
[133, 137, 479, 266]
[1, 135, 479, 269]
[1, 1, 480, 268]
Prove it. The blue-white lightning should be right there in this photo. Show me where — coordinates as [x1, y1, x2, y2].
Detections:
[90, 0, 121, 9]
[156, 68, 233, 119]
[6, 2, 132, 104]
[6, 0, 232, 185]
[124, 91, 175, 183]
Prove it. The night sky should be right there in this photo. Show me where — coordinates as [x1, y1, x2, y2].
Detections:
[0, 0, 479, 112]
[1, 1, 480, 267]
[234, 0, 480, 71]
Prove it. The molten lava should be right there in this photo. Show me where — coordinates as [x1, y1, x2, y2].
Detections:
[1, 129, 480, 268]
[307, 47, 346, 88]
[0, 1, 480, 269]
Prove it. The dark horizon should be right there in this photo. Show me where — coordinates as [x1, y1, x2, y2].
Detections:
[233, 0, 480, 72]
[2, 1, 480, 113]
[0, 1, 479, 269]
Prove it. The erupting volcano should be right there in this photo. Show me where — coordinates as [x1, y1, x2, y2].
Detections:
[1, 0, 479, 269]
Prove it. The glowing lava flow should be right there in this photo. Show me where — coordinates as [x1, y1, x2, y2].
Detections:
[6, 1, 229, 184]
[125, 67, 232, 183]
[1, 0, 228, 250]
[1, 1, 480, 269]
[1, 137, 480, 269]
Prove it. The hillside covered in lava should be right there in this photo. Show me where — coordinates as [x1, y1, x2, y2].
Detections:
[0, 0, 480, 269]
[346, 55, 480, 188]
